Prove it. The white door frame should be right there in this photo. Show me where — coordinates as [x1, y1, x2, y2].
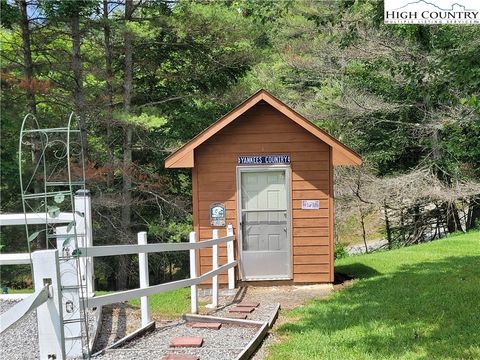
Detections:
[236, 165, 292, 281]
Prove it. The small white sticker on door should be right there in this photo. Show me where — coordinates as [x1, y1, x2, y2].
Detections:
[301, 200, 320, 210]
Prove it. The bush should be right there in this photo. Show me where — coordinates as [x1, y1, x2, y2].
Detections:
[334, 243, 348, 260]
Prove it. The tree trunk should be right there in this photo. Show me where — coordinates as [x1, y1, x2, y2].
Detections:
[359, 206, 368, 253]
[412, 204, 422, 243]
[384, 200, 392, 249]
[466, 195, 480, 230]
[71, 11, 88, 155]
[18, 0, 46, 249]
[103, 0, 114, 187]
[18, 0, 36, 116]
[445, 201, 463, 234]
[117, 0, 134, 290]
[400, 207, 406, 243]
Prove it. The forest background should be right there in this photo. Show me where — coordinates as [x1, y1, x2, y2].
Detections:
[1, 0, 479, 290]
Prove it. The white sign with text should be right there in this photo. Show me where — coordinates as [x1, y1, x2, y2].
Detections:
[384, 0, 480, 24]
[301, 200, 320, 210]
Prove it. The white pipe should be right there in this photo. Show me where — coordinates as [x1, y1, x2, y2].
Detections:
[138, 231, 150, 327]
[227, 224, 235, 289]
[189, 231, 198, 314]
[211, 229, 219, 308]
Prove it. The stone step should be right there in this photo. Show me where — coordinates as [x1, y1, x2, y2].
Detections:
[229, 306, 255, 313]
[190, 322, 222, 330]
[226, 313, 248, 319]
[161, 355, 199, 360]
[237, 302, 260, 308]
[169, 336, 204, 348]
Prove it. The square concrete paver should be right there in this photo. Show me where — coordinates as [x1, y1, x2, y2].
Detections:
[190, 322, 222, 330]
[169, 336, 204, 348]
[161, 355, 199, 360]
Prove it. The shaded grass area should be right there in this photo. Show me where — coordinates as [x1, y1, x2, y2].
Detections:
[268, 231, 480, 360]
[96, 287, 190, 318]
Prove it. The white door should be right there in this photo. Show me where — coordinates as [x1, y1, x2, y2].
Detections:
[238, 168, 291, 280]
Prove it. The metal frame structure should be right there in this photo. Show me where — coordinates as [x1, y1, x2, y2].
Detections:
[18, 112, 91, 358]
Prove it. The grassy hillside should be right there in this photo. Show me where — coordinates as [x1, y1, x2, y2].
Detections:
[268, 231, 480, 360]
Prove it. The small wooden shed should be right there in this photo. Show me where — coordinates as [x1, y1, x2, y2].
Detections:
[165, 90, 361, 284]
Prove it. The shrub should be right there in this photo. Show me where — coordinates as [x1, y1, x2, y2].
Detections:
[334, 243, 348, 260]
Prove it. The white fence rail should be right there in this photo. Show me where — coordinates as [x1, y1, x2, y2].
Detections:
[83, 225, 236, 318]
[0, 253, 30, 265]
[0, 212, 74, 226]
[0, 285, 50, 334]
[76, 235, 234, 257]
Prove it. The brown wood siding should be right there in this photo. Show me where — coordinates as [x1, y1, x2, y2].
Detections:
[193, 101, 333, 284]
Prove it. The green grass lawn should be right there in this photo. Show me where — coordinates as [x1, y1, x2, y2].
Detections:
[267, 231, 480, 360]
[129, 287, 191, 318]
[96, 287, 191, 318]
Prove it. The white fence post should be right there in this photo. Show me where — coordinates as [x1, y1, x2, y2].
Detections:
[227, 224, 235, 290]
[189, 231, 198, 314]
[138, 231, 150, 327]
[210, 229, 219, 308]
[32, 249, 65, 360]
[74, 190, 94, 297]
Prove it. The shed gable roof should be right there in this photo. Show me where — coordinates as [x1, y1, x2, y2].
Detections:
[165, 89, 362, 168]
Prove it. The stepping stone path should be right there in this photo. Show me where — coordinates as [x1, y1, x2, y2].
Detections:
[161, 355, 199, 360]
[225, 302, 260, 320]
[166, 304, 261, 358]
[92, 300, 275, 360]
[169, 336, 204, 348]
[190, 322, 222, 330]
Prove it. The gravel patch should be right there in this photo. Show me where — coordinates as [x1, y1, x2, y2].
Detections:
[95, 320, 259, 360]
[1, 299, 98, 360]
[0, 300, 39, 360]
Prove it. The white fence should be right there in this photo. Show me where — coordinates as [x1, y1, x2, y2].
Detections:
[0, 210, 237, 359]
[80, 226, 236, 321]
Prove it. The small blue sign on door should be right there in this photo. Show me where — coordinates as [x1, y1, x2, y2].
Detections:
[210, 202, 226, 227]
